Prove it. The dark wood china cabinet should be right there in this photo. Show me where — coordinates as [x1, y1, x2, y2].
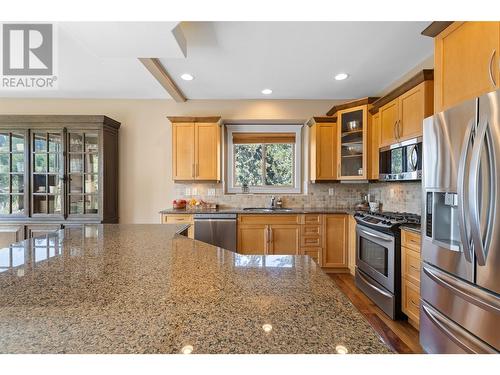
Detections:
[0, 115, 119, 247]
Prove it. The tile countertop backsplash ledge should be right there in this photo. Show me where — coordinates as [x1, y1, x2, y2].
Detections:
[171, 181, 422, 215]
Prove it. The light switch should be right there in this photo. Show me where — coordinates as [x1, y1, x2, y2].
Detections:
[328, 188, 334, 196]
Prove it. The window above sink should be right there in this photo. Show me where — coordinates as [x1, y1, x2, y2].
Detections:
[226, 124, 302, 194]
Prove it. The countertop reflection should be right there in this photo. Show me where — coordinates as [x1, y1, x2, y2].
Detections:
[0, 224, 391, 354]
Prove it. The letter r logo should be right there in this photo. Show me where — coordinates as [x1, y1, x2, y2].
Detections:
[2, 24, 53, 76]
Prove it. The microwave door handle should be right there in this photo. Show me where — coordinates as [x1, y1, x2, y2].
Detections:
[469, 120, 496, 266]
[408, 144, 418, 171]
[457, 120, 475, 263]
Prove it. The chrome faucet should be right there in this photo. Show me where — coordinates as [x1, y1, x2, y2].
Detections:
[269, 196, 276, 208]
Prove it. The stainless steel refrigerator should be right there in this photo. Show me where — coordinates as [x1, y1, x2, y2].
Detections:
[421, 89, 500, 354]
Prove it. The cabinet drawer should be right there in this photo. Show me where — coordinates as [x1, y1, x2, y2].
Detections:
[303, 248, 320, 264]
[301, 224, 321, 237]
[402, 246, 421, 286]
[401, 230, 421, 252]
[162, 214, 194, 224]
[301, 236, 321, 247]
[302, 214, 322, 225]
[238, 214, 300, 225]
[402, 279, 420, 327]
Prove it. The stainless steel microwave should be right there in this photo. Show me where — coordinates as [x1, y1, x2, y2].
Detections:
[379, 137, 422, 181]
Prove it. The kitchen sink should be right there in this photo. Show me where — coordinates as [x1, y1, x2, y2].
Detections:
[242, 207, 293, 212]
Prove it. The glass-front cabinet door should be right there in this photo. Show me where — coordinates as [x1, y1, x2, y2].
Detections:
[31, 131, 64, 216]
[338, 106, 368, 180]
[68, 131, 100, 217]
[0, 131, 28, 216]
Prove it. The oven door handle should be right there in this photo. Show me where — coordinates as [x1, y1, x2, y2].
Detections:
[358, 228, 393, 242]
[357, 270, 393, 298]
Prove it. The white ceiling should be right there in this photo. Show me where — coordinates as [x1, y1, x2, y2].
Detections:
[0, 21, 434, 100]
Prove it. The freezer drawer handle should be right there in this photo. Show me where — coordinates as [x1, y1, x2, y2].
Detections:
[423, 265, 500, 315]
[421, 303, 497, 354]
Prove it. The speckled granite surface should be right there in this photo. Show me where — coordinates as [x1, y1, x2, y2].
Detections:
[159, 208, 351, 214]
[400, 224, 422, 234]
[0, 224, 391, 354]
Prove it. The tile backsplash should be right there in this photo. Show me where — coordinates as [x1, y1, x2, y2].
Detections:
[173, 181, 422, 215]
[368, 181, 422, 215]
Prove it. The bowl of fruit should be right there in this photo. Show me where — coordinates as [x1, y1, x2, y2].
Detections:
[172, 199, 187, 209]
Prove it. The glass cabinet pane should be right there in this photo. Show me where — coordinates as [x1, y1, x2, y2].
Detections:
[11, 174, 24, 193]
[0, 195, 8, 214]
[0, 132, 27, 215]
[70, 196, 84, 214]
[33, 195, 47, 214]
[0, 154, 9, 173]
[12, 195, 24, 214]
[48, 133, 62, 152]
[70, 174, 83, 193]
[69, 133, 83, 152]
[34, 175, 47, 193]
[12, 153, 24, 172]
[33, 133, 47, 152]
[31, 131, 63, 216]
[85, 154, 99, 174]
[85, 174, 98, 194]
[340, 109, 364, 177]
[85, 134, 98, 152]
[11, 133, 24, 152]
[0, 134, 9, 152]
[34, 154, 47, 172]
[70, 154, 83, 173]
[84, 195, 98, 214]
[0, 174, 8, 193]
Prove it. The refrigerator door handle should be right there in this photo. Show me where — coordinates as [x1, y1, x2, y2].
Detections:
[469, 120, 496, 266]
[457, 119, 475, 263]
[423, 264, 500, 314]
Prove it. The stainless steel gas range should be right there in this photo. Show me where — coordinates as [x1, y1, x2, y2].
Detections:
[353, 211, 420, 319]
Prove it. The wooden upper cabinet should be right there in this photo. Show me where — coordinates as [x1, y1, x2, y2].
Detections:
[309, 118, 337, 181]
[378, 80, 433, 147]
[269, 224, 300, 255]
[369, 112, 380, 180]
[399, 81, 433, 140]
[379, 99, 399, 147]
[170, 117, 221, 181]
[323, 214, 348, 268]
[195, 123, 220, 180]
[172, 122, 195, 180]
[434, 22, 500, 112]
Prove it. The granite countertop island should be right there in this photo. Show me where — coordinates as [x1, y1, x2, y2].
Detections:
[0, 224, 391, 354]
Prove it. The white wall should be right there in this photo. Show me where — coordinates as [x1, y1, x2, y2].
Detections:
[0, 98, 338, 223]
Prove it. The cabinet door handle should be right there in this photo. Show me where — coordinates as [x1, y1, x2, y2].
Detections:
[265, 226, 269, 252]
[393, 121, 397, 140]
[192, 163, 195, 178]
[489, 49, 497, 87]
[397, 120, 401, 140]
[196, 163, 199, 177]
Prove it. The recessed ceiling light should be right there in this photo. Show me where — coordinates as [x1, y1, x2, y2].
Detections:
[181, 73, 194, 81]
[335, 345, 348, 354]
[181, 345, 193, 354]
[334, 73, 349, 81]
[261, 88, 273, 95]
[262, 323, 273, 333]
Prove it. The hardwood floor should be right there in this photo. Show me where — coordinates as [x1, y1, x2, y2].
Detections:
[330, 273, 423, 354]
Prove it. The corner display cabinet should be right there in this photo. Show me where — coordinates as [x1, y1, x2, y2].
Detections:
[0, 115, 119, 247]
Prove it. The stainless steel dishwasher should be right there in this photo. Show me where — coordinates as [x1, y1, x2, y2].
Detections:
[193, 213, 237, 252]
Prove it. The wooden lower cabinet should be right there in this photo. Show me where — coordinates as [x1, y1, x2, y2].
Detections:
[347, 215, 357, 275]
[237, 224, 268, 255]
[0, 225, 25, 248]
[269, 224, 300, 255]
[401, 229, 422, 329]
[323, 214, 348, 269]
